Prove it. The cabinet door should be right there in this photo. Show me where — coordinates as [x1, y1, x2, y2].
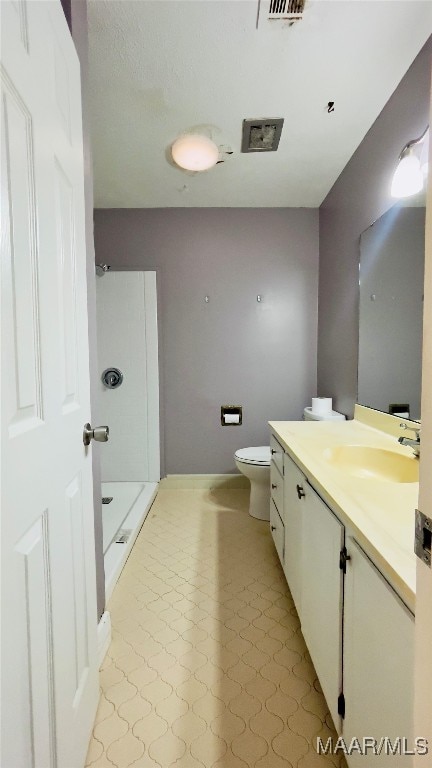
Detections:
[270, 462, 284, 519]
[283, 454, 306, 614]
[270, 500, 284, 566]
[343, 539, 414, 767]
[301, 484, 344, 731]
[270, 434, 284, 476]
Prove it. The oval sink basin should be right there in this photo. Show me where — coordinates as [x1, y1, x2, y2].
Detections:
[323, 445, 419, 483]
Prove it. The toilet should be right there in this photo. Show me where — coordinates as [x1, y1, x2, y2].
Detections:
[234, 446, 271, 521]
[235, 408, 345, 521]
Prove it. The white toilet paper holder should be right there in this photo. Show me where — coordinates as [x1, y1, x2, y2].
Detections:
[221, 405, 242, 426]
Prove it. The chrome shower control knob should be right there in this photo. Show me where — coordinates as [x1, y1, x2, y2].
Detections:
[83, 423, 109, 446]
[102, 367, 123, 389]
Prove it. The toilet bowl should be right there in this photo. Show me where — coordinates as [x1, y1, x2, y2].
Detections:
[234, 446, 271, 520]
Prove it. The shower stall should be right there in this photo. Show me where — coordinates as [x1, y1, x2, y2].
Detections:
[95, 270, 160, 600]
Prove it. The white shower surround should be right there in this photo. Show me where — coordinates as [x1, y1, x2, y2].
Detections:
[96, 271, 160, 596]
[96, 270, 160, 482]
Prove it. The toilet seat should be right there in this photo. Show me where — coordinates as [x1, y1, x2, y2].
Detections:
[234, 446, 270, 466]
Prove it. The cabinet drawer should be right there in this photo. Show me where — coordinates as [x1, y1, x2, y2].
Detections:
[270, 434, 284, 476]
[270, 463, 283, 517]
[270, 500, 284, 566]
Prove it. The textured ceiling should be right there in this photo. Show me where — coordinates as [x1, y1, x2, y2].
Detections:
[88, 1, 432, 208]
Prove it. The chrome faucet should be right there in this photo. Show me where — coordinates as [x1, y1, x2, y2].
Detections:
[398, 423, 421, 457]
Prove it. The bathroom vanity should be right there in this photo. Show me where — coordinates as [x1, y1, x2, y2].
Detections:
[269, 406, 418, 766]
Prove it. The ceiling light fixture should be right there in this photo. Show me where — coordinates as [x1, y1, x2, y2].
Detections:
[171, 134, 219, 172]
[391, 126, 429, 198]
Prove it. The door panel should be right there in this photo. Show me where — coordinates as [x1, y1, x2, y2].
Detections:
[2, 75, 44, 435]
[15, 513, 55, 768]
[1, 2, 98, 766]
[300, 484, 344, 730]
[283, 453, 305, 613]
[344, 539, 414, 766]
[55, 158, 79, 412]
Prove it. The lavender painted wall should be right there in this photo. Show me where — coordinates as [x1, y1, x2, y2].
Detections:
[318, 39, 432, 418]
[94, 209, 319, 474]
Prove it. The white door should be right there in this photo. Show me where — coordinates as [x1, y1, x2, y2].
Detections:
[1, 2, 99, 767]
[96, 270, 160, 482]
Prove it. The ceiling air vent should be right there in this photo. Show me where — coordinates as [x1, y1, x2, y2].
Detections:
[268, 0, 306, 22]
[241, 118, 284, 153]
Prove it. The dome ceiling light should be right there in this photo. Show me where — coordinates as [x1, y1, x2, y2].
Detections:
[171, 134, 220, 172]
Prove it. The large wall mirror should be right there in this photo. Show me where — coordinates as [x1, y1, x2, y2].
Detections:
[358, 191, 425, 420]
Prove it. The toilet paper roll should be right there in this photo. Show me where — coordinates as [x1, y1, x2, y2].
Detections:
[224, 413, 240, 424]
[311, 397, 332, 416]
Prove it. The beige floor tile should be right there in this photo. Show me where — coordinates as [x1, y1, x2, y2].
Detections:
[229, 690, 261, 721]
[106, 732, 145, 767]
[140, 677, 172, 706]
[127, 665, 158, 692]
[85, 735, 104, 765]
[118, 694, 152, 727]
[273, 729, 310, 764]
[190, 729, 227, 764]
[250, 707, 284, 741]
[244, 675, 276, 705]
[155, 691, 188, 725]
[177, 676, 207, 705]
[99, 663, 125, 690]
[159, 662, 191, 689]
[132, 710, 168, 744]
[172, 709, 207, 742]
[115, 651, 146, 676]
[94, 694, 115, 726]
[85, 489, 342, 768]
[231, 729, 268, 763]
[149, 730, 186, 764]
[93, 710, 129, 749]
[105, 678, 137, 709]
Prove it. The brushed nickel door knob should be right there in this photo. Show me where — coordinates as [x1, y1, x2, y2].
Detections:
[83, 423, 109, 446]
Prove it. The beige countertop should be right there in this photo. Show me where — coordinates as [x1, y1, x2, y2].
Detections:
[269, 408, 418, 613]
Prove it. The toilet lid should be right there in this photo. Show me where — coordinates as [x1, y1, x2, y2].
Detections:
[234, 446, 271, 466]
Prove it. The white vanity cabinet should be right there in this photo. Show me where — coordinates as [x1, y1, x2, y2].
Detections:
[270, 435, 415, 764]
[343, 539, 414, 766]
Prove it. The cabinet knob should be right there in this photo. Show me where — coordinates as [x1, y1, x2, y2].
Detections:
[271, 449, 277, 455]
[271, 525, 276, 531]
[339, 547, 351, 573]
[296, 484, 306, 500]
[271, 483, 277, 490]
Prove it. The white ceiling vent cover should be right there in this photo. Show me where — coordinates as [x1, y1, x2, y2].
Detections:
[268, 0, 306, 22]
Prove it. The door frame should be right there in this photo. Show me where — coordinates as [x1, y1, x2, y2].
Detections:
[414, 81, 432, 762]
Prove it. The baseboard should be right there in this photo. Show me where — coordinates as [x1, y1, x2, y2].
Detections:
[97, 611, 112, 667]
[160, 474, 249, 490]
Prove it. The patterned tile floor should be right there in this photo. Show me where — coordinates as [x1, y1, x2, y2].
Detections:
[86, 489, 346, 768]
